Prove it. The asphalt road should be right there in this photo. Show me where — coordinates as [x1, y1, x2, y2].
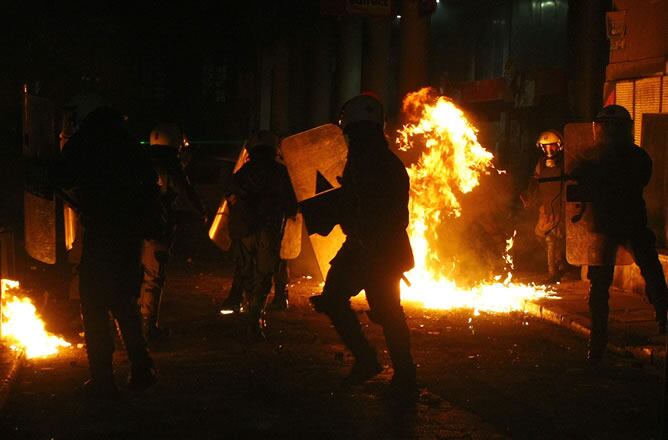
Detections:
[0, 261, 663, 439]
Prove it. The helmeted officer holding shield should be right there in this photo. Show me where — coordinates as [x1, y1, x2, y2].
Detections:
[310, 94, 417, 395]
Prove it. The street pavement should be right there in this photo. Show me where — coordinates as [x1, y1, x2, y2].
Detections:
[0, 251, 666, 439]
[528, 278, 666, 365]
[0, 347, 21, 412]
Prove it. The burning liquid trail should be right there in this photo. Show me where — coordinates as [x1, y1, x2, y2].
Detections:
[1, 279, 71, 358]
[396, 88, 554, 313]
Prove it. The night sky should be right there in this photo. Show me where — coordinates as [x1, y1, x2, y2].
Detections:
[3, 2, 321, 141]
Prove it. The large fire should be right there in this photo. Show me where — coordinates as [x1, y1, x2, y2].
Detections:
[397, 88, 554, 313]
[1, 279, 71, 358]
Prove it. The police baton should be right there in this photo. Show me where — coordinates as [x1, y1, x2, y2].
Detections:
[536, 174, 574, 184]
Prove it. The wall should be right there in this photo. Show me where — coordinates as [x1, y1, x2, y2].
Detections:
[606, 0, 667, 81]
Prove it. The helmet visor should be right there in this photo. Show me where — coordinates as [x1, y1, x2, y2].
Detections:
[539, 142, 562, 158]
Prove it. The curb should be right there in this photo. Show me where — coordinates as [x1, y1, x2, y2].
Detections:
[0, 348, 24, 412]
[524, 301, 665, 366]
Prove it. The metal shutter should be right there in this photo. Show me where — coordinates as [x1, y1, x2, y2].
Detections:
[615, 80, 635, 119]
[633, 77, 662, 145]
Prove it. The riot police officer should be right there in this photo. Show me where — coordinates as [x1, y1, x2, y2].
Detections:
[528, 130, 566, 283]
[226, 130, 297, 337]
[140, 122, 207, 342]
[52, 94, 159, 398]
[310, 94, 417, 395]
[220, 258, 289, 313]
[585, 104, 668, 364]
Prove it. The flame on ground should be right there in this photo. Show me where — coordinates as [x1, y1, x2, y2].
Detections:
[396, 88, 555, 313]
[1, 279, 71, 358]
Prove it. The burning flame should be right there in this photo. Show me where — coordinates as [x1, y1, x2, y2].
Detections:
[396, 88, 554, 313]
[398, 87, 495, 218]
[1, 279, 71, 358]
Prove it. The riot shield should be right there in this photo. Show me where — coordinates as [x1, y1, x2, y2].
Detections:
[63, 205, 78, 251]
[209, 147, 249, 250]
[563, 122, 632, 266]
[280, 124, 348, 278]
[60, 108, 79, 251]
[23, 91, 57, 264]
[279, 213, 302, 260]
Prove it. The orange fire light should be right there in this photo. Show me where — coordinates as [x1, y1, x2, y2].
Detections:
[396, 88, 555, 313]
[1, 279, 71, 358]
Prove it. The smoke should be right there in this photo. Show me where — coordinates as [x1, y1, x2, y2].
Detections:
[421, 165, 517, 286]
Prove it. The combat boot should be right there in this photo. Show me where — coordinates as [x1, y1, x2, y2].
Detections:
[220, 296, 242, 314]
[389, 364, 419, 401]
[246, 307, 267, 341]
[127, 362, 158, 392]
[342, 353, 383, 387]
[586, 342, 605, 365]
[246, 324, 266, 341]
[586, 329, 607, 366]
[143, 319, 169, 343]
[268, 289, 288, 311]
[586, 271, 610, 365]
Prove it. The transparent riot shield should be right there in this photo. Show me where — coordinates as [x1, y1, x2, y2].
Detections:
[23, 91, 57, 264]
[563, 122, 633, 266]
[279, 213, 302, 260]
[63, 206, 78, 251]
[280, 124, 348, 279]
[209, 147, 249, 250]
[59, 108, 78, 251]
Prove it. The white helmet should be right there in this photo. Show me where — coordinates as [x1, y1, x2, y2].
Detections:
[149, 122, 185, 148]
[535, 130, 563, 158]
[595, 104, 632, 123]
[338, 93, 384, 130]
[66, 93, 107, 128]
[593, 104, 634, 145]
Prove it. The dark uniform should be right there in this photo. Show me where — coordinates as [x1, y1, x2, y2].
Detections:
[271, 258, 290, 308]
[222, 252, 289, 312]
[227, 140, 297, 335]
[524, 130, 566, 283]
[140, 142, 206, 340]
[584, 105, 667, 363]
[53, 105, 159, 396]
[532, 153, 565, 281]
[311, 112, 416, 390]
